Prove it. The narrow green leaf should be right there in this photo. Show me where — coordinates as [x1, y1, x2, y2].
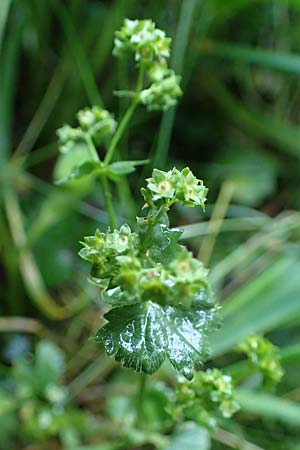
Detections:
[206, 78, 300, 158]
[106, 159, 149, 180]
[152, 0, 198, 168]
[55, 160, 101, 185]
[199, 40, 300, 75]
[236, 389, 300, 428]
[50, 0, 102, 106]
[0, 0, 11, 52]
[211, 256, 300, 356]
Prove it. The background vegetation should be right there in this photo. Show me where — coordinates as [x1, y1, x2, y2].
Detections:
[1, 1, 300, 449]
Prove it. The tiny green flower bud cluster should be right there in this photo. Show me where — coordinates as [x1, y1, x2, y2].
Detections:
[80, 226, 209, 310]
[142, 167, 208, 209]
[79, 167, 210, 311]
[173, 369, 240, 429]
[140, 70, 182, 111]
[57, 106, 117, 154]
[238, 336, 283, 384]
[79, 224, 139, 284]
[56, 125, 83, 154]
[77, 107, 117, 137]
[113, 19, 171, 65]
[113, 19, 182, 111]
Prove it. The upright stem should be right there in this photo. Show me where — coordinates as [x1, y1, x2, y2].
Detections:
[136, 372, 147, 429]
[84, 133, 117, 229]
[104, 66, 144, 166]
[100, 175, 117, 229]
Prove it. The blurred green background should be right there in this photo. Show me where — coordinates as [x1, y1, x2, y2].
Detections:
[1, 1, 300, 449]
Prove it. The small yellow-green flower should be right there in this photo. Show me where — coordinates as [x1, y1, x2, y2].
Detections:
[178, 167, 208, 209]
[146, 168, 176, 201]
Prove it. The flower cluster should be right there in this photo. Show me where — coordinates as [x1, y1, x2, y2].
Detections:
[172, 369, 239, 429]
[113, 19, 182, 111]
[77, 106, 117, 137]
[57, 106, 116, 153]
[140, 70, 182, 111]
[238, 336, 283, 384]
[79, 167, 210, 310]
[79, 225, 209, 310]
[142, 167, 208, 209]
[79, 224, 139, 285]
[113, 19, 171, 65]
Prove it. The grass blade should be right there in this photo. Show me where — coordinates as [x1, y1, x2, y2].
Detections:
[50, 0, 102, 106]
[236, 389, 300, 428]
[152, 0, 198, 169]
[205, 78, 300, 158]
[211, 256, 300, 356]
[0, 0, 11, 52]
[199, 40, 300, 75]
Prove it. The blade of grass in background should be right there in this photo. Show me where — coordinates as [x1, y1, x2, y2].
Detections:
[0, 0, 11, 52]
[3, 182, 86, 319]
[210, 255, 300, 356]
[210, 212, 300, 284]
[13, 63, 68, 159]
[0, 12, 22, 163]
[236, 389, 300, 428]
[50, 0, 102, 106]
[152, 0, 198, 169]
[205, 78, 300, 158]
[198, 40, 300, 75]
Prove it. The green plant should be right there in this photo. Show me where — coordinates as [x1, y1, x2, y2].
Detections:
[55, 18, 238, 445]
[2, 3, 300, 449]
[80, 167, 214, 379]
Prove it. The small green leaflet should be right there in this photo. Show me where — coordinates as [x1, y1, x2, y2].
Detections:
[106, 159, 149, 181]
[95, 297, 216, 380]
[165, 424, 210, 450]
[55, 160, 102, 185]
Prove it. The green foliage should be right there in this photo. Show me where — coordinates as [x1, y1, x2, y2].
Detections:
[0, 341, 90, 449]
[2, 2, 300, 450]
[80, 168, 216, 379]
